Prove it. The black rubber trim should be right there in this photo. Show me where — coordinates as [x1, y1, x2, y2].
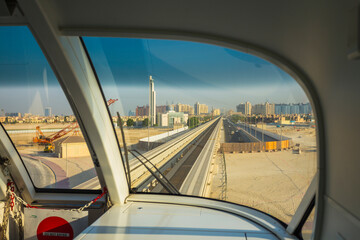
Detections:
[294, 197, 316, 239]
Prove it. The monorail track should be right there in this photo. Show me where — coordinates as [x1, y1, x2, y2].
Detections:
[135, 118, 220, 193]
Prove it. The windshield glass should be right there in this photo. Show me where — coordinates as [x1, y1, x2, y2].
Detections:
[0, 26, 101, 191]
[83, 37, 317, 224]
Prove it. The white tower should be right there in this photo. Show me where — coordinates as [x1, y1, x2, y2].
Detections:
[149, 75, 156, 126]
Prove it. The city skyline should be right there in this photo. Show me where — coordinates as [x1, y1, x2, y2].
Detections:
[0, 27, 310, 116]
[0, 83, 310, 116]
[0, 71, 310, 116]
[1, 99, 312, 118]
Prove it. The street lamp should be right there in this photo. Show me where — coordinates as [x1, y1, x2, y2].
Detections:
[254, 117, 257, 138]
[262, 116, 264, 142]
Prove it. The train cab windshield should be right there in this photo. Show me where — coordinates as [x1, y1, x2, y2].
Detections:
[0, 26, 318, 240]
[83, 36, 318, 226]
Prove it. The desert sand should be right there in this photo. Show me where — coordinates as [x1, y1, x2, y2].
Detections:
[209, 124, 317, 224]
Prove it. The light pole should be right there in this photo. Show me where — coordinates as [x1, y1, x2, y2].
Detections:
[262, 116, 264, 151]
[280, 114, 283, 151]
[254, 117, 257, 138]
[247, 117, 249, 133]
[66, 142, 68, 178]
[147, 117, 150, 151]
[245, 116, 248, 132]
[262, 116, 264, 142]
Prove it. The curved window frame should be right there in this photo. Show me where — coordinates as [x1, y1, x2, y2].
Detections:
[0, 25, 103, 194]
[0, 26, 114, 211]
[79, 33, 323, 235]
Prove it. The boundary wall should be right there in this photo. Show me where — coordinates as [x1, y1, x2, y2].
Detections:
[139, 127, 188, 143]
[220, 139, 292, 153]
[137, 127, 188, 150]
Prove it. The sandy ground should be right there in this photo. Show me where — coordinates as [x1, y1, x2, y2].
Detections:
[209, 124, 317, 224]
[5, 122, 317, 225]
[5, 125, 171, 189]
[3, 123, 75, 130]
[6, 126, 170, 149]
[266, 125, 317, 148]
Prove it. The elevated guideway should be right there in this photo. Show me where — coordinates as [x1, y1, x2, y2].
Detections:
[134, 118, 222, 196]
[137, 126, 189, 150]
[180, 118, 222, 196]
[130, 118, 220, 190]
[72, 119, 218, 190]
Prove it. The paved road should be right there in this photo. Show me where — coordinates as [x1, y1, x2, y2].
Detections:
[22, 156, 56, 188]
[236, 122, 278, 142]
[22, 153, 97, 189]
[223, 119, 258, 143]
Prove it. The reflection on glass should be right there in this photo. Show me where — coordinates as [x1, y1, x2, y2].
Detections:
[84, 37, 317, 224]
[0, 26, 100, 190]
[302, 207, 315, 239]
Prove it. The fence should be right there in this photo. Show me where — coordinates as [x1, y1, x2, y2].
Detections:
[220, 139, 292, 153]
[7, 128, 69, 134]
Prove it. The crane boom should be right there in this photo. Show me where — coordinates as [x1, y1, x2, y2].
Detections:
[33, 98, 118, 145]
[49, 123, 79, 142]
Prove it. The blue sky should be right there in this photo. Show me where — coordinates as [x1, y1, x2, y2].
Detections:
[0, 26, 308, 116]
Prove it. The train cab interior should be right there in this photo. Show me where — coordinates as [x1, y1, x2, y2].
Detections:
[0, 0, 359, 239]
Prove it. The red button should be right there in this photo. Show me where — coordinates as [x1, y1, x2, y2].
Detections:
[37, 216, 74, 240]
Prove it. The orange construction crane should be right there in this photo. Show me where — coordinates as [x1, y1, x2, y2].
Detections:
[106, 99, 118, 106]
[33, 126, 49, 144]
[33, 99, 118, 146]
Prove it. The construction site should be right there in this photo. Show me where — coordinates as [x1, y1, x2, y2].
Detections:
[3, 99, 172, 189]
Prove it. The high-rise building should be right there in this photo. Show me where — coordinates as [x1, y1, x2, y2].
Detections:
[236, 103, 245, 114]
[136, 105, 168, 116]
[237, 102, 252, 115]
[175, 103, 194, 115]
[281, 104, 290, 114]
[188, 107, 195, 115]
[265, 102, 275, 115]
[252, 102, 274, 115]
[136, 105, 149, 116]
[245, 101, 252, 115]
[194, 102, 208, 115]
[290, 104, 300, 114]
[44, 107, 52, 117]
[212, 108, 221, 116]
[156, 105, 167, 114]
[252, 104, 265, 115]
[299, 103, 312, 114]
[149, 75, 156, 126]
[194, 102, 200, 115]
[275, 103, 312, 115]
